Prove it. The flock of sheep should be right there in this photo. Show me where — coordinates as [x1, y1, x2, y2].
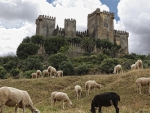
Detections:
[31, 66, 63, 79]
[1, 59, 150, 113]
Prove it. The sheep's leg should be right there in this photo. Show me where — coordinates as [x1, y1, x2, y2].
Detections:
[138, 85, 142, 94]
[98, 106, 102, 113]
[62, 101, 65, 109]
[113, 101, 119, 113]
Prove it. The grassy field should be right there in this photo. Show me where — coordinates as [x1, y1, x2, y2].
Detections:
[1, 69, 150, 113]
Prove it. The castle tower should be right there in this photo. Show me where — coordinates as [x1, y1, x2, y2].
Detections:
[87, 8, 114, 43]
[64, 18, 76, 37]
[114, 30, 129, 54]
[35, 15, 56, 38]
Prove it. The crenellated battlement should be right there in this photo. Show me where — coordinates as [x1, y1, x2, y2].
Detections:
[38, 15, 56, 21]
[76, 30, 88, 38]
[65, 18, 76, 23]
[88, 8, 100, 18]
[114, 30, 129, 36]
[101, 10, 114, 16]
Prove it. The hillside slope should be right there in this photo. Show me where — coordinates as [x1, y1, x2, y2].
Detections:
[1, 69, 150, 113]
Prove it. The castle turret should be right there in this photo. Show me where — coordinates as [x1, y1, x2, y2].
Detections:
[35, 15, 56, 38]
[64, 18, 76, 37]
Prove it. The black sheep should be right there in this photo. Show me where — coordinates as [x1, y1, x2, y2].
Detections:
[90, 92, 120, 113]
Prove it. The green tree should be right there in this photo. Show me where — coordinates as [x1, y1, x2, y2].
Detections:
[16, 43, 39, 59]
[31, 35, 44, 46]
[48, 53, 70, 69]
[10, 68, 20, 78]
[0, 66, 7, 79]
[44, 36, 69, 55]
[22, 36, 31, 43]
[81, 37, 95, 53]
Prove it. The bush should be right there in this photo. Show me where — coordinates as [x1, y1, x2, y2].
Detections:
[23, 70, 36, 79]
[74, 64, 90, 75]
[0, 66, 7, 79]
[10, 68, 20, 78]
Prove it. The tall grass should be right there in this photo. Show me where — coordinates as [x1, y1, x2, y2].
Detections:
[1, 69, 150, 113]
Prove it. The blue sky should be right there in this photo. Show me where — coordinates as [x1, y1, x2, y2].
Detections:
[0, 0, 150, 56]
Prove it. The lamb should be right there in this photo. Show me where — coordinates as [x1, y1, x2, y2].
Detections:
[113, 64, 123, 74]
[42, 69, 49, 77]
[131, 64, 136, 70]
[48, 66, 57, 77]
[56, 70, 63, 77]
[36, 70, 42, 78]
[31, 73, 38, 79]
[135, 77, 150, 94]
[0, 86, 40, 113]
[74, 85, 82, 100]
[90, 92, 120, 113]
[51, 91, 72, 109]
[85, 80, 102, 96]
[135, 60, 143, 69]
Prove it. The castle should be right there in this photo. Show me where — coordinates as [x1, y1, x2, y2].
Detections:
[35, 8, 129, 55]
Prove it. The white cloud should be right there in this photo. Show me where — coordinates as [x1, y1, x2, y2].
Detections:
[0, 0, 109, 56]
[116, 0, 150, 55]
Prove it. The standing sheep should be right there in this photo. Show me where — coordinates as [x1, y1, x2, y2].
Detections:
[31, 73, 38, 79]
[85, 80, 102, 96]
[135, 77, 150, 94]
[56, 70, 63, 77]
[51, 91, 72, 109]
[135, 60, 143, 69]
[113, 64, 123, 74]
[36, 70, 42, 78]
[0, 86, 40, 113]
[42, 69, 49, 77]
[131, 64, 136, 70]
[90, 92, 120, 113]
[74, 85, 82, 100]
[48, 66, 57, 77]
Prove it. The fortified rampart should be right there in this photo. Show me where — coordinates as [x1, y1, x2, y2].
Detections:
[35, 8, 129, 55]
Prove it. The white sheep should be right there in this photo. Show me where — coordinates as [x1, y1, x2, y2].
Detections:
[51, 91, 72, 109]
[131, 64, 136, 70]
[31, 73, 38, 79]
[42, 69, 49, 77]
[113, 64, 123, 74]
[56, 70, 63, 77]
[47, 66, 57, 77]
[36, 70, 42, 78]
[74, 85, 82, 100]
[0, 86, 40, 113]
[135, 60, 143, 69]
[85, 80, 102, 96]
[135, 77, 150, 95]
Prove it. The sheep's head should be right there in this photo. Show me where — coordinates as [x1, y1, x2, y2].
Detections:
[68, 101, 72, 107]
[33, 108, 40, 113]
[97, 84, 102, 89]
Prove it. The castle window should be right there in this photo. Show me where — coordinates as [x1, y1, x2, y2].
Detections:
[104, 23, 108, 28]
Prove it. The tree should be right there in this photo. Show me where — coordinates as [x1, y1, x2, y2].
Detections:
[44, 36, 69, 55]
[0, 66, 7, 79]
[81, 37, 95, 53]
[22, 36, 31, 43]
[31, 35, 44, 46]
[16, 43, 39, 59]
[48, 53, 70, 69]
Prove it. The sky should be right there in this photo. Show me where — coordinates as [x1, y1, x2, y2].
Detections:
[0, 0, 150, 56]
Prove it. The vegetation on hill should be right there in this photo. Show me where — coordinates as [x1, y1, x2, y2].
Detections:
[1, 69, 150, 113]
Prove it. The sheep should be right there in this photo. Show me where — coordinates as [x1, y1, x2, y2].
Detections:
[47, 66, 57, 77]
[90, 92, 120, 113]
[36, 70, 42, 78]
[135, 77, 150, 95]
[131, 64, 136, 70]
[0, 86, 40, 113]
[51, 91, 72, 109]
[31, 73, 38, 79]
[56, 70, 63, 77]
[74, 85, 82, 100]
[113, 64, 123, 74]
[135, 60, 143, 69]
[42, 69, 49, 77]
[85, 80, 102, 96]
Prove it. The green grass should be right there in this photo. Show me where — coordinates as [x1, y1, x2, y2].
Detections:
[1, 69, 150, 113]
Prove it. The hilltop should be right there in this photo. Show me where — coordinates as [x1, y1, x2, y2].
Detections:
[1, 69, 150, 113]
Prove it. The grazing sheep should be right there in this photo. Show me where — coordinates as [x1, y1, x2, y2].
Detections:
[51, 91, 72, 109]
[48, 66, 57, 77]
[36, 70, 42, 78]
[113, 64, 123, 74]
[0, 86, 40, 113]
[135, 77, 150, 94]
[31, 73, 38, 79]
[90, 92, 120, 113]
[135, 60, 143, 69]
[56, 70, 63, 77]
[131, 64, 136, 70]
[74, 85, 82, 100]
[42, 69, 49, 77]
[85, 80, 102, 96]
